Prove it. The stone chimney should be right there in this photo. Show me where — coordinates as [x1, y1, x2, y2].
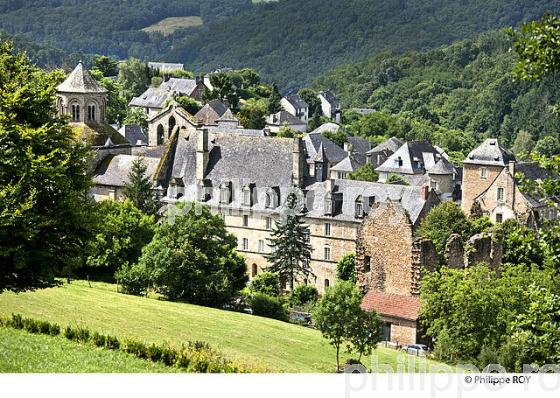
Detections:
[292, 137, 304, 187]
[421, 185, 430, 201]
[196, 128, 209, 181]
[508, 161, 516, 176]
[344, 141, 353, 155]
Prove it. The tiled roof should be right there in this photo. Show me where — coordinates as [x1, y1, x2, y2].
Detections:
[148, 62, 184, 72]
[346, 135, 371, 155]
[309, 122, 340, 135]
[56, 62, 108, 94]
[464, 138, 516, 166]
[367, 137, 404, 154]
[267, 111, 307, 126]
[361, 291, 420, 321]
[118, 125, 147, 146]
[129, 87, 171, 109]
[376, 140, 440, 175]
[331, 154, 363, 173]
[427, 157, 456, 175]
[319, 90, 339, 105]
[303, 132, 347, 164]
[217, 108, 239, 122]
[195, 100, 228, 126]
[160, 78, 197, 96]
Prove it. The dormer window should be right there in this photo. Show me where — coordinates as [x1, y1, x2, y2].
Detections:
[324, 192, 333, 215]
[242, 185, 253, 207]
[220, 183, 232, 204]
[355, 196, 365, 218]
[394, 156, 403, 168]
[265, 188, 279, 209]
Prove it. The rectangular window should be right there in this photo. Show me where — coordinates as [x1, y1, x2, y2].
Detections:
[266, 217, 273, 230]
[430, 180, 438, 190]
[497, 187, 504, 201]
[325, 223, 331, 236]
[364, 256, 371, 272]
[355, 202, 364, 218]
[324, 246, 331, 261]
[243, 215, 249, 227]
[243, 189, 251, 206]
[108, 189, 116, 201]
[480, 167, 488, 179]
[242, 238, 249, 251]
[496, 213, 503, 223]
[258, 240, 265, 253]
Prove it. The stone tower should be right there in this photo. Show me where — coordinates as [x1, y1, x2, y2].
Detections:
[56, 61, 108, 124]
[461, 138, 516, 215]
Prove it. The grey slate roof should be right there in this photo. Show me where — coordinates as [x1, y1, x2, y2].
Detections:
[148, 62, 184, 72]
[331, 155, 363, 173]
[267, 111, 307, 126]
[56, 62, 108, 94]
[284, 94, 308, 109]
[303, 132, 348, 165]
[217, 108, 239, 123]
[309, 122, 340, 135]
[464, 138, 516, 166]
[346, 135, 371, 155]
[129, 87, 171, 109]
[160, 78, 198, 96]
[319, 90, 339, 105]
[367, 137, 404, 154]
[118, 125, 148, 146]
[205, 126, 267, 137]
[93, 155, 159, 187]
[305, 179, 433, 224]
[427, 157, 456, 175]
[515, 162, 552, 181]
[195, 100, 228, 126]
[376, 140, 440, 175]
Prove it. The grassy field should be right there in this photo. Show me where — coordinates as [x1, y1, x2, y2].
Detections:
[0, 281, 451, 373]
[0, 327, 178, 373]
[142, 16, 203, 35]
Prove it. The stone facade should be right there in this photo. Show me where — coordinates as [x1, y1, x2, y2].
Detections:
[444, 234, 464, 269]
[147, 103, 199, 147]
[461, 163, 504, 215]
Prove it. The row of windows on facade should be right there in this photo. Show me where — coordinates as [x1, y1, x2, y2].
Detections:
[239, 214, 335, 237]
[249, 263, 331, 289]
[239, 236, 333, 261]
[71, 104, 98, 122]
[324, 192, 371, 218]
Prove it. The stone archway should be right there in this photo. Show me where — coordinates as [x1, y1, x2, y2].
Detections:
[157, 124, 165, 145]
[168, 116, 176, 138]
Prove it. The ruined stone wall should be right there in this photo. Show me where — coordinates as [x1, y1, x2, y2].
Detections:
[356, 201, 415, 295]
[444, 234, 464, 269]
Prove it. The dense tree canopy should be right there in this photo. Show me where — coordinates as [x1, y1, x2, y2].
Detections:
[0, 40, 93, 292]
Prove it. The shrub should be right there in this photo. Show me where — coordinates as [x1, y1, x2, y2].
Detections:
[64, 326, 76, 340]
[122, 339, 148, 359]
[290, 284, 319, 307]
[147, 344, 163, 362]
[93, 332, 107, 347]
[10, 314, 24, 329]
[105, 335, 120, 350]
[48, 323, 61, 336]
[75, 327, 90, 343]
[249, 272, 281, 297]
[115, 263, 149, 296]
[22, 318, 40, 333]
[249, 293, 288, 321]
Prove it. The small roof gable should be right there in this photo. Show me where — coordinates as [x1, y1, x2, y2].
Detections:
[195, 101, 228, 126]
[314, 143, 327, 162]
[118, 125, 147, 146]
[303, 133, 347, 165]
[267, 110, 306, 126]
[367, 137, 404, 154]
[309, 122, 340, 135]
[464, 138, 516, 166]
[427, 157, 455, 175]
[319, 90, 339, 104]
[376, 140, 439, 175]
[284, 94, 308, 109]
[330, 155, 362, 173]
[56, 61, 108, 94]
[217, 108, 239, 122]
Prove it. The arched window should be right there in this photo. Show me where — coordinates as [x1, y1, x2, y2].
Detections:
[168, 116, 176, 138]
[324, 279, 330, 289]
[220, 183, 231, 204]
[71, 104, 80, 122]
[251, 264, 258, 278]
[157, 124, 165, 146]
[87, 104, 96, 121]
[324, 192, 333, 215]
[355, 196, 364, 218]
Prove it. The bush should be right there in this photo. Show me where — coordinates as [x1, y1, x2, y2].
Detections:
[290, 284, 319, 307]
[122, 339, 149, 359]
[115, 263, 149, 296]
[105, 335, 120, 350]
[93, 332, 107, 347]
[48, 323, 60, 336]
[249, 293, 289, 321]
[64, 326, 90, 343]
[10, 314, 24, 329]
[249, 272, 281, 297]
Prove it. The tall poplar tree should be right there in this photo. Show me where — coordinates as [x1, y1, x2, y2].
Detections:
[266, 192, 313, 289]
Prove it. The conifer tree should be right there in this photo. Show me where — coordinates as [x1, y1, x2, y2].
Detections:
[267, 83, 283, 114]
[266, 193, 313, 289]
[124, 157, 159, 215]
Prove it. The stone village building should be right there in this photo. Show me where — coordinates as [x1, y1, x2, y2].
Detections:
[57, 63, 557, 346]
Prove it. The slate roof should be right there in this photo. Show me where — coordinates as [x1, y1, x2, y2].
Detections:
[351, 108, 376, 116]
[464, 138, 516, 166]
[319, 90, 339, 105]
[217, 108, 239, 123]
[427, 157, 456, 175]
[376, 140, 440, 175]
[361, 291, 420, 321]
[309, 122, 340, 135]
[205, 126, 267, 137]
[330, 155, 362, 173]
[367, 137, 404, 154]
[303, 132, 347, 165]
[284, 94, 308, 109]
[346, 135, 371, 155]
[514, 162, 552, 182]
[195, 100, 228, 126]
[148, 62, 184, 72]
[160, 78, 198, 96]
[129, 87, 171, 109]
[93, 155, 159, 187]
[305, 179, 434, 224]
[267, 111, 307, 126]
[56, 62, 108, 94]
[118, 125, 147, 146]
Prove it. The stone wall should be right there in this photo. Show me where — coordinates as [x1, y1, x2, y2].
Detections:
[461, 163, 504, 215]
[444, 234, 464, 269]
[465, 233, 503, 269]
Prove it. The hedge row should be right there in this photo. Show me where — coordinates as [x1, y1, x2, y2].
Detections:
[2, 314, 260, 373]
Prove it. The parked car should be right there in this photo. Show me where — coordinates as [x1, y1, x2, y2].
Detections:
[401, 344, 428, 356]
